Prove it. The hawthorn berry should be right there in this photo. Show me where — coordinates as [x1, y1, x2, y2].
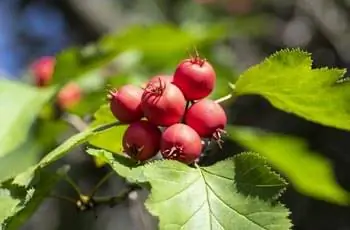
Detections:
[185, 98, 227, 145]
[31, 56, 55, 87]
[123, 120, 162, 161]
[173, 55, 216, 100]
[141, 77, 186, 127]
[57, 82, 82, 109]
[160, 123, 202, 164]
[108, 84, 143, 123]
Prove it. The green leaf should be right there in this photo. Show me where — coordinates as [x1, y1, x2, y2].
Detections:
[38, 128, 96, 168]
[86, 149, 138, 180]
[52, 44, 118, 84]
[0, 188, 23, 227]
[98, 149, 291, 230]
[0, 80, 55, 157]
[38, 120, 119, 169]
[234, 49, 350, 131]
[12, 121, 118, 187]
[234, 152, 287, 201]
[0, 120, 67, 184]
[1, 167, 66, 230]
[88, 105, 127, 154]
[0, 137, 42, 184]
[229, 126, 350, 205]
[103, 24, 224, 64]
[52, 23, 226, 85]
[145, 156, 290, 230]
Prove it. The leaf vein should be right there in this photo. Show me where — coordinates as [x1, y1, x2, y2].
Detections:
[201, 168, 233, 181]
[180, 200, 206, 230]
[202, 170, 268, 230]
[151, 176, 200, 204]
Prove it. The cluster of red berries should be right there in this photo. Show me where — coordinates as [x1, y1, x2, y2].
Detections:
[109, 54, 227, 164]
[31, 56, 82, 109]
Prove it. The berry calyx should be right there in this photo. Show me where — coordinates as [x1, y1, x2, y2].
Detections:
[31, 56, 55, 87]
[122, 120, 162, 161]
[160, 123, 202, 164]
[173, 54, 216, 100]
[108, 84, 143, 123]
[140, 75, 173, 89]
[185, 99, 227, 146]
[57, 82, 82, 110]
[141, 77, 186, 127]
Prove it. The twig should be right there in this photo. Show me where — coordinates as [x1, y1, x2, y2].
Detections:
[88, 171, 115, 197]
[93, 121, 124, 132]
[63, 174, 82, 196]
[93, 184, 141, 207]
[50, 193, 77, 204]
[62, 113, 89, 132]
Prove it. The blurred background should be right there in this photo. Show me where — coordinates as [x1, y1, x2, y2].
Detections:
[2, 0, 350, 229]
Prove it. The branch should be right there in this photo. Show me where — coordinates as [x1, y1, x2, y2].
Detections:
[93, 121, 124, 132]
[62, 113, 89, 132]
[88, 171, 115, 197]
[93, 184, 142, 207]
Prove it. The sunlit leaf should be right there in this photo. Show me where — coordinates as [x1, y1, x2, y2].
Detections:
[234, 49, 350, 131]
[229, 126, 350, 205]
[0, 80, 55, 157]
[88, 104, 127, 155]
[96, 148, 291, 230]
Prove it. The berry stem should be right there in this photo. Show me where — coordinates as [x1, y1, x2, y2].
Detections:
[93, 183, 141, 207]
[215, 93, 233, 104]
[194, 162, 201, 169]
[88, 171, 115, 198]
[228, 82, 236, 91]
[50, 193, 77, 204]
[63, 174, 82, 196]
[181, 100, 191, 123]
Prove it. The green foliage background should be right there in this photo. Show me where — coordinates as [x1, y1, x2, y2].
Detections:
[1, 1, 350, 230]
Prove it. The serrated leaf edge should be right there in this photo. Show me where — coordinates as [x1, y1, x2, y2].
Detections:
[233, 152, 288, 200]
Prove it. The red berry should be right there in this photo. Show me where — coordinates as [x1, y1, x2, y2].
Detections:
[160, 123, 202, 164]
[173, 56, 216, 100]
[57, 82, 82, 109]
[31, 56, 55, 87]
[185, 99, 227, 144]
[141, 77, 186, 127]
[108, 84, 143, 123]
[123, 120, 162, 161]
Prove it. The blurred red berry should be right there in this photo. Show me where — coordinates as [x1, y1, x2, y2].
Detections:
[31, 56, 55, 87]
[57, 82, 82, 110]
